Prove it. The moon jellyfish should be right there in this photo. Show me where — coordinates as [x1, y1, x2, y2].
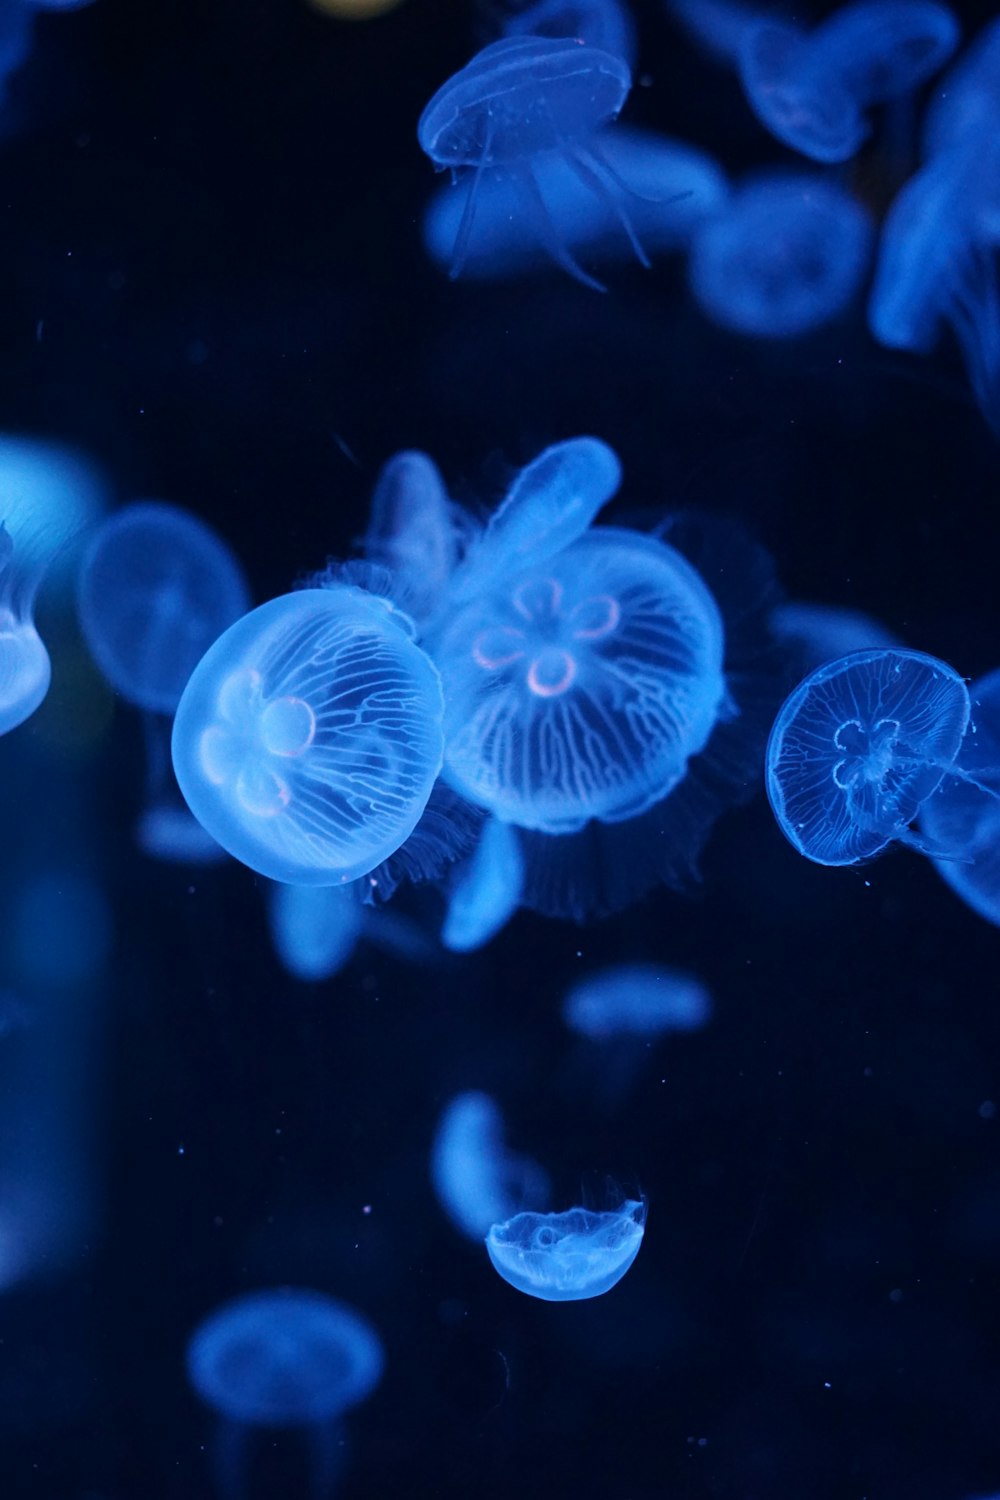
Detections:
[431, 1091, 548, 1240]
[172, 586, 445, 885]
[187, 1288, 383, 1500]
[920, 669, 1000, 927]
[418, 36, 647, 290]
[423, 127, 727, 283]
[563, 964, 711, 1038]
[502, 0, 638, 70]
[766, 648, 972, 866]
[738, 1, 959, 163]
[441, 816, 524, 952]
[486, 1197, 646, 1301]
[268, 881, 365, 981]
[77, 501, 250, 713]
[773, 601, 901, 673]
[688, 172, 872, 339]
[363, 450, 460, 626]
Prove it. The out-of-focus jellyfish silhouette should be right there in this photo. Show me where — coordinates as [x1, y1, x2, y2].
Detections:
[920, 668, 1000, 927]
[563, 963, 711, 1038]
[172, 587, 447, 885]
[268, 881, 365, 981]
[738, 1, 959, 163]
[418, 36, 647, 289]
[666, 0, 764, 63]
[486, 1197, 646, 1300]
[187, 1287, 383, 1500]
[688, 172, 873, 338]
[423, 127, 727, 283]
[363, 450, 460, 626]
[923, 15, 1000, 157]
[431, 1091, 549, 1240]
[441, 816, 523, 952]
[500, 0, 637, 70]
[766, 648, 972, 865]
[134, 714, 226, 865]
[77, 501, 250, 714]
[773, 601, 901, 673]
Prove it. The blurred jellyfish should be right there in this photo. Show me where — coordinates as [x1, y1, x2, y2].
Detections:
[501, 0, 637, 70]
[563, 963, 711, 1038]
[0, 3, 30, 100]
[920, 668, 1000, 926]
[268, 881, 365, 981]
[134, 714, 226, 866]
[431, 1091, 549, 1240]
[773, 601, 901, 673]
[78, 500, 250, 714]
[418, 36, 647, 289]
[362, 450, 461, 626]
[172, 586, 448, 885]
[738, 1, 959, 163]
[688, 172, 873, 339]
[423, 127, 728, 282]
[923, 15, 1000, 157]
[766, 648, 973, 866]
[187, 1288, 383, 1500]
[441, 816, 523, 952]
[486, 1197, 646, 1300]
[666, 0, 765, 64]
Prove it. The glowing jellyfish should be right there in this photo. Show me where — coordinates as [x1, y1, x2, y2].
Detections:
[135, 714, 226, 866]
[172, 586, 445, 885]
[187, 1288, 383, 1500]
[363, 450, 460, 626]
[766, 648, 971, 866]
[920, 668, 1000, 927]
[502, 0, 637, 70]
[77, 501, 250, 714]
[563, 964, 711, 1038]
[486, 1197, 646, 1301]
[773, 601, 901, 673]
[738, 1, 959, 163]
[431, 1091, 548, 1240]
[268, 880, 365, 981]
[423, 127, 727, 283]
[441, 816, 524, 952]
[418, 36, 647, 289]
[923, 15, 1000, 157]
[688, 172, 872, 339]
[0, 526, 51, 736]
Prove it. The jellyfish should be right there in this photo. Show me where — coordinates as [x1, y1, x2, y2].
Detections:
[772, 601, 901, 673]
[486, 1197, 646, 1301]
[422, 127, 728, 283]
[765, 648, 974, 866]
[186, 1288, 383, 1500]
[77, 500, 250, 715]
[501, 0, 637, 71]
[431, 1091, 548, 1240]
[172, 586, 447, 885]
[688, 171, 873, 339]
[417, 36, 648, 290]
[268, 881, 365, 981]
[920, 668, 1000, 927]
[738, 1, 959, 164]
[441, 816, 524, 952]
[563, 963, 711, 1038]
[362, 450, 461, 626]
[134, 713, 227, 865]
[923, 15, 1000, 157]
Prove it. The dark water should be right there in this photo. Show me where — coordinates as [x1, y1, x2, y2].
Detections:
[2, 2, 1000, 1498]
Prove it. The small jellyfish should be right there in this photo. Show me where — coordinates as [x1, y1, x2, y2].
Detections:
[441, 816, 524, 952]
[187, 1287, 383, 1500]
[422, 127, 728, 283]
[268, 880, 365, 981]
[431, 1091, 548, 1240]
[77, 500, 250, 714]
[418, 36, 647, 289]
[688, 171, 872, 339]
[920, 668, 1000, 927]
[362, 450, 460, 626]
[563, 963, 711, 1039]
[766, 648, 972, 866]
[501, 0, 637, 70]
[172, 586, 446, 885]
[739, 1, 959, 163]
[772, 601, 901, 673]
[486, 1197, 646, 1301]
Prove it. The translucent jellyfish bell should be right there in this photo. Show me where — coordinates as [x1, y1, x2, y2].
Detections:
[766, 648, 971, 866]
[418, 37, 647, 290]
[920, 668, 1000, 927]
[172, 587, 445, 884]
[772, 601, 901, 673]
[502, 0, 637, 69]
[441, 815, 524, 952]
[563, 964, 711, 1039]
[362, 450, 459, 626]
[486, 1198, 646, 1301]
[268, 880, 365, 981]
[431, 1091, 548, 1240]
[0, 526, 50, 735]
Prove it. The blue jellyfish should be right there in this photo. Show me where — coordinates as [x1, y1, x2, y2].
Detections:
[268, 880, 365, 981]
[431, 1091, 548, 1241]
[738, 1, 959, 164]
[362, 450, 461, 626]
[423, 127, 728, 283]
[187, 1288, 383, 1500]
[688, 171, 873, 339]
[77, 500, 250, 714]
[418, 36, 647, 289]
[441, 816, 524, 953]
[766, 648, 973, 866]
[920, 668, 1000, 927]
[500, 0, 637, 70]
[133, 713, 226, 865]
[773, 601, 901, 673]
[563, 963, 711, 1039]
[486, 1197, 646, 1301]
[172, 586, 445, 885]
[923, 15, 1000, 158]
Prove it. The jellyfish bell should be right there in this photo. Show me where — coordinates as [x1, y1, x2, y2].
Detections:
[362, 450, 460, 626]
[502, 0, 638, 69]
[920, 668, 1000, 926]
[485, 1197, 646, 1301]
[172, 586, 446, 885]
[441, 814, 524, 952]
[431, 1091, 549, 1240]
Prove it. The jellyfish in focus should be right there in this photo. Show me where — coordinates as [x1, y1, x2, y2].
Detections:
[172, 586, 447, 885]
[773, 601, 901, 673]
[920, 668, 1000, 927]
[187, 1288, 383, 1500]
[501, 0, 637, 70]
[563, 963, 711, 1038]
[431, 1091, 548, 1240]
[688, 172, 872, 339]
[268, 881, 365, 981]
[78, 501, 250, 714]
[418, 36, 648, 290]
[766, 648, 972, 866]
[738, 1, 959, 163]
[441, 816, 524, 952]
[423, 127, 728, 283]
[486, 1197, 646, 1301]
[362, 450, 460, 626]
